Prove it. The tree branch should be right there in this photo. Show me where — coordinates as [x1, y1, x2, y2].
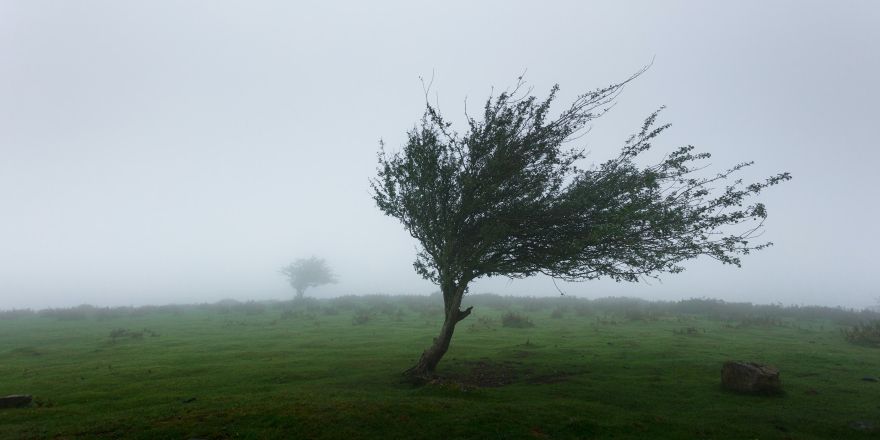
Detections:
[455, 306, 473, 322]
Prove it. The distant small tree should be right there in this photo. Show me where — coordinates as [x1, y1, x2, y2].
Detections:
[280, 257, 337, 299]
[371, 70, 790, 379]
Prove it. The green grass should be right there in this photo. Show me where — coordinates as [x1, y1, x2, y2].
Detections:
[1, 300, 879, 439]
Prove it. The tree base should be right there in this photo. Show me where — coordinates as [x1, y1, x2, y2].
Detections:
[402, 359, 439, 385]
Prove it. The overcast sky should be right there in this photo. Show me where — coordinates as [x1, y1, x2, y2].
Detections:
[1, 1, 878, 310]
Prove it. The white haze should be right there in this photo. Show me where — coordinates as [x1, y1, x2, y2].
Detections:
[1, 1, 878, 310]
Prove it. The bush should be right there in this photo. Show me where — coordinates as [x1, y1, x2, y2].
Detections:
[109, 328, 159, 342]
[673, 326, 701, 336]
[468, 315, 496, 332]
[393, 308, 406, 321]
[328, 295, 360, 311]
[501, 312, 534, 328]
[841, 321, 880, 347]
[550, 307, 566, 319]
[0, 309, 34, 320]
[352, 309, 373, 325]
[94, 307, 131, 321]
[623, 308, 657, 322]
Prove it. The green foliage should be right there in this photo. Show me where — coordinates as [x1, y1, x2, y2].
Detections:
[109, 328, 159, 341]
[372, 71, 790, 291]
[501, 311, 535, 328]
[279, 256, 337, 299]
[38, 305, 95, 320]
[467, 315, 497, 332]
[841, 321, 880, 347]
[371, 71, 789, 373]
[672, 326, 702, 336]
[0, 309, 34, 320]
[352, 309, 373, 325]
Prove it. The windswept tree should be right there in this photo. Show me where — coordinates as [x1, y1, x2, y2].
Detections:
[280, 257, 337, 299]
[371, 70, 790, 379]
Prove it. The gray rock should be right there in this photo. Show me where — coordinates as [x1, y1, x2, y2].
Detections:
[0, 395, 33, 409]
[721, 361, 782, 394]
[849, 420, 876, 432]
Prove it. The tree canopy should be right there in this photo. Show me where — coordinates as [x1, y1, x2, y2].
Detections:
[371, 71, 790, 378]
[280, 257, 337, 299]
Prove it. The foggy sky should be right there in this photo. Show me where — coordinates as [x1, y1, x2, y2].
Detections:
[2, 1, 878, 310]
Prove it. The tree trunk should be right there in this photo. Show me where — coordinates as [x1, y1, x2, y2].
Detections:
[295, 288, 305, 300]
[405, 284, 472, 381]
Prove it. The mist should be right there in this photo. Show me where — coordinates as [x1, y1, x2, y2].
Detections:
[2, 1, 878, 310]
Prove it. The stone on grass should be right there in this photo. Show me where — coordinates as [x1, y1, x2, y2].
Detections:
[721, 361, 782, 394]
[849, 420, 876, 432]
[0, 395, 33, 409]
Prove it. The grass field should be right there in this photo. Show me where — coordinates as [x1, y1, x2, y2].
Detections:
[1, 295, 879, 439]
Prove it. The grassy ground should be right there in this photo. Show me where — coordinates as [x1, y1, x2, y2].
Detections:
[1, 297, 879, 439]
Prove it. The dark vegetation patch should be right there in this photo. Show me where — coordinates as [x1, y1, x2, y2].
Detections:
[351, 309, 373, 325]
[849, 420, 877, 432]
[109, 328, 159, 341]
[501, 312, 535, 328]
[0, 309, 35, 320]
[467, 315, 496, 332]
[841, 320, 880, 347]
[672, 327, 703, 336]
[7, 294, 877, 326]
[623, 308, 660, 322]
[280, 309, 316, 321]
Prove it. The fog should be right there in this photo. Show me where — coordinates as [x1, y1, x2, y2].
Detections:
[1, 1, 878, 310]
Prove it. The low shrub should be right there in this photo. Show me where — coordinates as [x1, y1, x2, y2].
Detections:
[94, 307, 131, 321]
[501, 312, 534, 328]
[624, 308, 658, 322]
[0, 309, 34, 320]
[393, 308, 406, 321]
[468, 315, 496, 332]
[673, 326, 702, 336]
[352, 309, 373, 325]
[109, 328, 159, 341]
[841, 321, 880, 347]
